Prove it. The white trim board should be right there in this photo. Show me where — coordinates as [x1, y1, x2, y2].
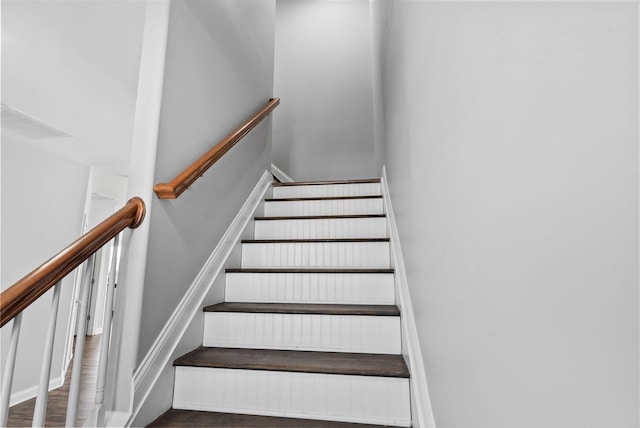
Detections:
[127, 170, 273, 426]
[106, 0, 172, 421]
[381, 166, 437, 428]
[8, 333, 73, 407]
[9, 372, 65, 407]
[271, 163, 294, 182]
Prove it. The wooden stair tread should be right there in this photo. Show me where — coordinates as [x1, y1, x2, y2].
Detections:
[203, 302, 400, 316]
[272, 179, 380, 187]
[242, 238, 389, 244]
[266, 195, 383, 202]
[226, 268, 394, 273]
[256, 214, 385, 220]
[147, 409, 405, 427]
[174, 347, 410, 378]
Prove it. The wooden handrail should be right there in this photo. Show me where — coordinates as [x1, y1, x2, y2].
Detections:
[154, 98, 280, 199]
[0, 197, 146, 327]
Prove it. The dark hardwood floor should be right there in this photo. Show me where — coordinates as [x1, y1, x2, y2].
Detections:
[7, 334, 101, 427]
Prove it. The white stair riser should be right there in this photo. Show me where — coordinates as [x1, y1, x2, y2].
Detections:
[173, 367, 411, 427]
[241, 242, 390, 268]
[273, 183, 381, 199]
[203, 313, 401, 354]
[255, 218, 388, 240]
[225, 272, 395, 304]
[264, 199, 384, 217]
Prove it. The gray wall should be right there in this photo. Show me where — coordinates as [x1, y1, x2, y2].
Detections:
[137, 0, 276, 365]
[372, 2, 639, 427]
[1, 138, 89, 398]
[272, 0, 376, 181]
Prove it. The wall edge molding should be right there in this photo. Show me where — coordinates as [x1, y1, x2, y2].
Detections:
[381, 166, 437, 428]
[271, 163, 294, 182]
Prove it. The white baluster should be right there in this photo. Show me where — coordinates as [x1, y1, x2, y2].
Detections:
[91, 235, 120, 426]
[0, 312, 23, 427]
[32, 281, 62, 427]
[65, 254, 95, 427]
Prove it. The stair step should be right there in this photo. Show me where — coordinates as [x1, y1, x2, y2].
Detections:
[202, 304, 401, 353]
[266, 195, 384, 201]
[254, 215, 388, 239]
[226, 268, 395, 273]
[243, 238, 390, 243]
[264, 197, 384, 216]
[256, 214, 386, 220]
[172, 349, 411, 425]
[272, 179, 381, 186]
[241, 240, 391, 268]
[272, 181, 381, 199]
[204, 302, 399, 316]
[147, 409, 406, 427]
[225, 269, 395, 304]
[174, 347, 409, 378]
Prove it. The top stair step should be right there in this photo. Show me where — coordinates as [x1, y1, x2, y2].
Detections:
[272, 179, 381, 187]
[273, 179, 382, 199]
[266, 195, 383, 202]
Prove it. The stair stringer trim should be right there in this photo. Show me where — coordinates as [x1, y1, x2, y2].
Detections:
[381, 166, 437, 428]
[127, 170, 273, 426]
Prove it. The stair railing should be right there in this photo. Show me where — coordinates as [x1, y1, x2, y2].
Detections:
[0, 197, 146, 427]
[153, 98, 280, 199]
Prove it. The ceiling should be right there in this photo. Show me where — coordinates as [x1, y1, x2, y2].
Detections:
[1, 0, 147, 176]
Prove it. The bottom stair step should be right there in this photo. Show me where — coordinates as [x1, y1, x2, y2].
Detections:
[172, 348, 411, 426]
[147, 409, 408, 427]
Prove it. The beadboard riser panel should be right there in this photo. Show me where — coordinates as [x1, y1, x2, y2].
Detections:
[241, 242, 391, 268]
[173, 367, 411, 427]
[225, 272, 395, 304]
[254, 218, 388, 240]
[264, 199, 384, 217]
[203, 313, 401, 354]
[272, 183, 381, 199]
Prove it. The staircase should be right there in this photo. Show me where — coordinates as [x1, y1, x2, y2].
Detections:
[148, 179, 412, 427]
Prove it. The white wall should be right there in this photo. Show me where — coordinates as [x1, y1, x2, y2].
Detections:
[1, 0, 145, 176]
[1, 0, 144, 409]
[89, 169, 128, 207]
[84, 197, 117, 336]
[1, 137, 90, 403]
[82, 171, 127, 336]
[373, 2, 639, 427]
[272, 0, 376, 181]
[131, 0, 276, 419]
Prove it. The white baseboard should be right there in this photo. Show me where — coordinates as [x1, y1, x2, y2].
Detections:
[271, 163, 294, 182]
[9, 372, 65, 407]
[128, 170, 273, 425]
[381, 166, 437, 428]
